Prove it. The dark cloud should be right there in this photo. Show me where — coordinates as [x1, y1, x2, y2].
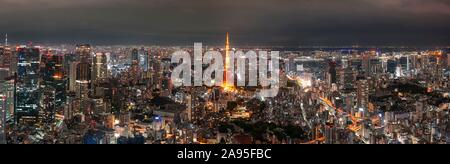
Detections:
[0, 0, 448, 46]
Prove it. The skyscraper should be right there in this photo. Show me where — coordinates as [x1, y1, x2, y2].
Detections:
[357, 78, 369, 116]
[75, 44, 92, 99]
[138, 47, 148, 71]
[69, 61, 80, 92]
[76, 44, 92, 64]
[41, 51, 65, 115]
[76, 62, 91, 99]
[362, 53, 371, 77]
[63, 53, 78, 92]
[16, 47, 41, 119]
[326, 60, 337, 87]
[131, 48, 139, 62]
[0, 94, 6, 144]
[0, 50, 8, 137]
[0, 46, 12, 71]
[0, 62, 14, 123]
[340, 66, 356, 89]
[93, 52, 108, 81]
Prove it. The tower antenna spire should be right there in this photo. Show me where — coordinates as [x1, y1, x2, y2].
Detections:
[5, 33, 7, 46]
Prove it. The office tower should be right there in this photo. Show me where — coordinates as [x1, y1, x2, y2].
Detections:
[150, 51, 162, 89]
[0, 60, 8, 144]
[0, 65, 14, 123]
[387, 59, 397, 75]
[64, 53, 79, 90]
[326, 60, 337, 87]
[287, 54, 296, 73]
[16, 47, 41, 119]
[76, 62, 91, 99]
[138, 47, 148, 71]
[362, 54, 369, 76]
[41, 51, 65, 115]
[357, 79, 369, 116]
[76, 44, 92, 64]
[1, 46, 15, 77]
[369, 58, 381, 76]
[0, 47, 5, 70]
[93, 52, 108, 81]
[400, 56, 409, 76]
[131, 48, 139, 62]
[395, 64, 403, 78]
[340, 66, 356, 89]
[73, 44, 92, 99]
[0, 94, 6, 144]
[69, 61, 80, 92]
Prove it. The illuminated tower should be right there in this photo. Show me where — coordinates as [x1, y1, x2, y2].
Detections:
[224, 32, 231, 86]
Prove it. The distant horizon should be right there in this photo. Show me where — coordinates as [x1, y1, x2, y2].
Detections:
[1, 38, 449, 49]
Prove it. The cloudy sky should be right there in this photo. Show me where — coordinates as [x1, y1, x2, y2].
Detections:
[0, 0, 449, 46]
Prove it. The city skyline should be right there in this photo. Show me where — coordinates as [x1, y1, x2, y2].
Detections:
[0, 0, 449, 46]
[1, 0, 450, 147]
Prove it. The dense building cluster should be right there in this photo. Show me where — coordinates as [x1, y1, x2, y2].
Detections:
[0, 34, 449, 144]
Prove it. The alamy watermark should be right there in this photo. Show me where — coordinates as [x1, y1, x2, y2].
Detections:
[171, 43, 280, 98]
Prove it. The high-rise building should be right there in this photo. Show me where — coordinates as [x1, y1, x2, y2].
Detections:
[357, 79, 369, 116]
[387, 59, 397, 75]
[0, 48, 8, 139]
[131, 48, 139, 62]
[64, 53, 79, 91]
[0, 47, 9, 71]
[326, 60, 337, 86]
[138, 47, 148, 71]
[75, 44, 92, 98]
[76, 44, 92, 64]
[395, 64, 403, 78]
[16, 47, 41, 119]
[40, 51, 65, 115]
[0, 67, 14, 124]
[0, 94, 6, 144]
[69, 61, 80, 92]
[340, 66, 356, 89]
[77, 62, 91, 82]
[93, 52, 108, 81]
[76, 62, 91, 99]
[362, 53, 371, 77]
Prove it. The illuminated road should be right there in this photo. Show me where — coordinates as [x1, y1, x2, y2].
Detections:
[291, 76, 361, 144]
[318, 97, 362, 132]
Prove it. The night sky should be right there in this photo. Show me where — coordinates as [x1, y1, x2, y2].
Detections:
[0, 0, 449, 46]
